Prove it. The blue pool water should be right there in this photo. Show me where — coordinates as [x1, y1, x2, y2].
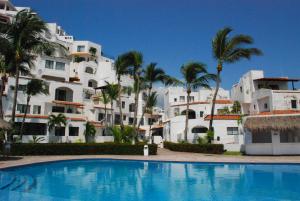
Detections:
[1, 160, 300, 201]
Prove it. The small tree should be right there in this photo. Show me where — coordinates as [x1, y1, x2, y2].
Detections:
[20, 79, 49, 139]
[89, 47, 97, 57]
[48, 114, 67, 139]
[231, 101, 241, 114]
[84, 122, 96, 143]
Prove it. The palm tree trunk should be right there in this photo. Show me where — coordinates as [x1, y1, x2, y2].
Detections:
[209, 68, 221, 133]
[0, 75, 6, 119]
[104, 103, 107, 135]
[137, 87, 152, 131]
[149, 115, 152, 144]
[111, 100, 114, 126]
[117, 78, 124, 130]
[10, 63, 20, 142]
[20, 96, 30, 140]
[133, 77, 140, 129]
[184, 90, 190, 142]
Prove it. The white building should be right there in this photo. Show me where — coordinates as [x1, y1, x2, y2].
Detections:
[231, 70, 300, 155]
[163, 87, 243, 151]
[0, 0, 162, 143]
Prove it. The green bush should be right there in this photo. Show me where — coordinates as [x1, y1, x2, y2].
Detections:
[4, 143, 157, 156]
[164, 142, 224, 154]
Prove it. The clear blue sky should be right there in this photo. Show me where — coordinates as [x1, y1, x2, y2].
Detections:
[13, 0, 300, 89]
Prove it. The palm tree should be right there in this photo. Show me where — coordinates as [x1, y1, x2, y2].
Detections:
[144, 92, 158, 142]
[20, 79, 49, 139]
[114, 53, 131, 130]
[105, 81, 119, 126]
[137, 63, 166, 129]
[179, 62, 216, 142]
[124, 51, 143, 131]
[98, 91, 110, 123]
[0, 10, 56, 141]
[209, 27, 262, 132]
[47, 113, 67, 134]
[0, 57, 7, 119]
[84, 122, 96, 143]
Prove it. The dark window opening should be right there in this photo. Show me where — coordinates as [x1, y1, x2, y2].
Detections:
[55, 127, 65, 136]
[69, 127, 79, 136]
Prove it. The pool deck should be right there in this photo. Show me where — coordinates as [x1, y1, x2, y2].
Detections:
[1, 148, 300, 169]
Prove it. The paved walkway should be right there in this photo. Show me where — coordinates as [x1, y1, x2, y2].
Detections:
[1, 148, 300, 169]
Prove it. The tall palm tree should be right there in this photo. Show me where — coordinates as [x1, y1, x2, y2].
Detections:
[114, 53, 131, 130]
[137, 63, 166, 129]
[0, 57, 6, 119]
[209, 27, 262, 132]
[48, 113, 67, 134]
[98, 90, 110, 123]
[105, 81, 119, 126]
[1, 10, 56, 141]
[144, 92, 158, 142]
[20, 79, 49, 139]
[179, 62, 216, 142]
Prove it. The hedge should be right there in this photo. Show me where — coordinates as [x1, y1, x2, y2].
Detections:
[2, 143, 157, 156]
[164, 142, 224, 154]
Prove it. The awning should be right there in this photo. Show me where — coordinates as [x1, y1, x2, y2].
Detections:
[244, 114, 300, 131]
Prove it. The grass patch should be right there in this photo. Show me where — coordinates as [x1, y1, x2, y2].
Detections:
[223, 151, 242, 156]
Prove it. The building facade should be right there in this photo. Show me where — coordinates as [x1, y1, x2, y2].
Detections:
[0, 0, 161, 143]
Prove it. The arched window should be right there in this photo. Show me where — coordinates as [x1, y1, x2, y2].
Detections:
[88, 79, 97, 88]
[191, 126, 208, 133]
[85, 67, 94, 74]
[181, 109, 196, 119]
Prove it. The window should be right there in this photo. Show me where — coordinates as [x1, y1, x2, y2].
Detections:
[45, 60, 54, 69]
[85, 67, 93, 74]
[122, 101, 125, 109]
[129, 104, 135, 112]
[55, 89, 67, 101]
[148, 118, 154, 125]
[240, 86, 243, 93]
[15, 122, 46, 135]
[18, 84, 27, 92]
[188, 96, 194, 102]
[280, 130, 300, 143]
[253, 104, 256, 109]
[174, 98, 177, 102]
[129, 117, 134, 125]
[180, 96, 185, 102]
[140, 118, 144, 126]
[98, 113, 105, 121]
[55, 62, 65, 71]
[227, 127, 239, 135]
[192, 127, 208, 133]
[33, 105, 41, 114]
[264, 103, 268, 109]
[252, 132, 272, 143]
[291, 100, 297, 109]
[69, 127, 79, 136]
[123, 115, 126, 121]
[52, 106, 64, 113]
[114, 114, 121, 124]
[77, 45, 85, 52]
[17, 104, 30, 114]
[55, 127, 65, 136]
[200, 111, 204, 118]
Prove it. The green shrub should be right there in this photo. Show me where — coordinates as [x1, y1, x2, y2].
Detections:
[4, 143, 158, 156]
[164, 142, 224, 154]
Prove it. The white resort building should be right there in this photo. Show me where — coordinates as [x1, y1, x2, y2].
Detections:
[1, 0, 300, 155]
[0, 0, 162, 143]
[231, 70, 300, 155]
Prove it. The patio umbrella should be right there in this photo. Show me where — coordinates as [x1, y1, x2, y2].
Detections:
[0, 118, 12, 130]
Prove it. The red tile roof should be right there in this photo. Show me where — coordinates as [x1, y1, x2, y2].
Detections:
[204, 115, 241, 120]
[259, 110, 300, 115]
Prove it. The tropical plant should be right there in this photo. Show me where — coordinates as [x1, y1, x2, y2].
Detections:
[209, 27, 262, 132]
[47, 113, 67, 132]
[178, 62, 216, 142]
[20, 79, 49, 139]
[0, 10, 57, 141]
[74, 56, 85, 63]
[104, 81, 119, 125]
[137, 63, 168, 129]
[110, 125, 122, 143]
[231, 101, 241, 114]
[89, 47, 97, 57]
[84, 122, 96, 143]
[114, 53, 132, 130]
[144, 92, 158, 142]
[109, 125, 136, 143]
[29, 136, 45, 143]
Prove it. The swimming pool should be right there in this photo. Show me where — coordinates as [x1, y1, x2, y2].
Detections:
[0, 159, 300, 201]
